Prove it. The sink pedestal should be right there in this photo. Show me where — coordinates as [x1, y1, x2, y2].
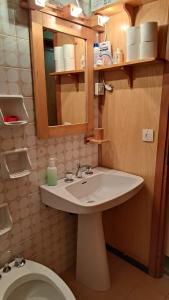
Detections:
[76, 213, 111, 291]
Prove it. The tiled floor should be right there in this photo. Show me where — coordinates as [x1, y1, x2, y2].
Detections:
[61, 253, 169, 300]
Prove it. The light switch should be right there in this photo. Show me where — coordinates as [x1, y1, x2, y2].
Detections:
[142, 129, 154, 142]
[95, 83, 104, 95]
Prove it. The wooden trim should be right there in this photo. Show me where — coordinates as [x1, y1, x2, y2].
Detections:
[50, 70, 84, 76]
[42, 14, 92, 40]
[20, 1, 93, 29]
[49, 123, 87, 137]
[85, 33, 95, 133]
[149, 61, 169, 277]
[30, 10, 95, 138]
[55, 76, 62, 125]
[94, 59, 163, 71]
[30, 10, 49, 138]
[106, 244, 149, 273]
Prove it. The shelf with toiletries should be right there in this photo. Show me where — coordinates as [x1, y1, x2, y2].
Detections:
[94, 58, 162, 88]
[94, 21, 162, 88]
[49, 41, 85, 91]
[94, 58, 160, 71]
[0, 95, 29, 127]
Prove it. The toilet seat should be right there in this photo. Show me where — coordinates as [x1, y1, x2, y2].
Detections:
[0, 260, 75, 300]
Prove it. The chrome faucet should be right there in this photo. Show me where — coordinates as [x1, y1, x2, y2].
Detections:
[76, 163, 93, 178]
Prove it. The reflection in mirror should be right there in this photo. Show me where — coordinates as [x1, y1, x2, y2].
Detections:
[43, 29, 86, 126]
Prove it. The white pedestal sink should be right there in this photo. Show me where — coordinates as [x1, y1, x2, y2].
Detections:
[40, 167, 144, 291]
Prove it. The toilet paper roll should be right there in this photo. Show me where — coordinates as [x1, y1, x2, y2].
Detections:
[55, 60, 64, 72]
[63, 44, 75, 59]
[126, 26, 140, 45]
[54, 46, 64, 60]
[140, 22, 158, 42]
[126, 44, 140, 61]
[64, 58, 75, 71]
[140, 41, 157, 59]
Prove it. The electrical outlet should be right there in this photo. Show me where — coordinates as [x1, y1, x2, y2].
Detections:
[142, 129, 154, 142]
[95, 83, 104, 95]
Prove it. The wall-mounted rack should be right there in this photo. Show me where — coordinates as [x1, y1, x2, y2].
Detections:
[0, 203, 13, 236]
[0, 148, 32, 179]
[94, 58, 162, 88]
[0, 95, 29, 127]
[86, 137, 110, 144]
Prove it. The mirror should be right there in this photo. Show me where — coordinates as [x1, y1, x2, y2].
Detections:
[43, 30, 86, 126]
[30, 11, 94, 139]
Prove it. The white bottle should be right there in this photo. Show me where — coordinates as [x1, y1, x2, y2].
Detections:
[47, 158, 57, 186]
[93, 43, 101, 67]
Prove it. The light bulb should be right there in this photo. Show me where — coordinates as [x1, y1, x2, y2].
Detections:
[71, 5, 82, 17]
[98, 15, 110, 26]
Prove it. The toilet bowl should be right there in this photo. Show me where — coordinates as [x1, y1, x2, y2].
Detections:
[0, 259, 76, 300]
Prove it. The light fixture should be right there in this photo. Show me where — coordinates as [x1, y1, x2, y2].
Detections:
[120, 24, 130, 32]
[28, 0, 46, 10]
[70, 4, 82, 17]
[98, 15, 110, 26]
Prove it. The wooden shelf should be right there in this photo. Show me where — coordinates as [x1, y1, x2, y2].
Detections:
[94, 58, 163, 88]
[93, 0, 157, 26]
[93, 0, 157, 16]
[86, 137, 110, 144]
[49, 69, 84, 76]
[94, 58, 161, 72]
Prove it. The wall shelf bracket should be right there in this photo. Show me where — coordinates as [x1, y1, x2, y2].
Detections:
[123, 4, 139, 26]
[120, 66, 133, 88]
[67, 73, 80, 91]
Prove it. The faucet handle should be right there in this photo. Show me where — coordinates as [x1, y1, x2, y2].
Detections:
[64, 172, 74, 183]
[77, 162, 81, 168]
[14, 256, 26, 268]
[3, 263, 11, 273]
[85, 165, 93, 175]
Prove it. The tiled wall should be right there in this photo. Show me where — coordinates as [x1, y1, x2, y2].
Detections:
[0, 0, 98, 273]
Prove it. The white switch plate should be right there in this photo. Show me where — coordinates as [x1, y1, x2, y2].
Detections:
[95, 83, 104, 95]
[142, 129, 154, 142]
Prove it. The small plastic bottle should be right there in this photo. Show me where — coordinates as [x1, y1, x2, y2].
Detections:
[93, 43, 100, 66]
[47, 158, 57, 186]
[113, 48, 124, 64]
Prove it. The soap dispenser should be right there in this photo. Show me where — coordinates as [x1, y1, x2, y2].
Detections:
[47, 157, 57, 186]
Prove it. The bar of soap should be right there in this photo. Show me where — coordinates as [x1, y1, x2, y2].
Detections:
[4, 116, 19, 122]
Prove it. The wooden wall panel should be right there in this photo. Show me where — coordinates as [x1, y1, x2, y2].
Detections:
[101, 0, 168, 266]
[61, 74, 86, 124]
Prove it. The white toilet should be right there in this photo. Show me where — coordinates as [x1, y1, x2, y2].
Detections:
[0, 259, 76, 300]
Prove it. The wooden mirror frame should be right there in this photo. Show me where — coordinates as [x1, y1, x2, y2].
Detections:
[30, 10, 95, 139]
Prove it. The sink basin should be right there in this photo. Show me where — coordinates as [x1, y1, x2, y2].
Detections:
[40, 167, 144, 291]
[41, 168, 144, 214]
